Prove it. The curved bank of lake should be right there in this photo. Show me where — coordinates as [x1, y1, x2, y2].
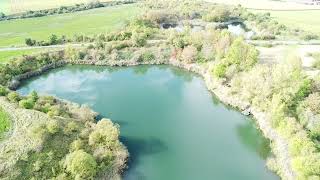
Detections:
[18, 65, 279, 180]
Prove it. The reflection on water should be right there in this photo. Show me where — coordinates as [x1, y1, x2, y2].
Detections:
[237, 120, 272, 159]
[18, 65, 278, 180]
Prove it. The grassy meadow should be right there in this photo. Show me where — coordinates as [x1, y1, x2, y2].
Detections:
[0, 4, 139, 47]
[251, 10, 320, 36]
[0, 0, 114, 14]
[206, 0, 320, 10]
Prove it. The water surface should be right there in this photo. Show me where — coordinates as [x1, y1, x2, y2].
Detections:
[18, 65, 278, 180]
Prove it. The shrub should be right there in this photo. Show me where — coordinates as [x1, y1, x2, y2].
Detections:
[212, 63, 227, 78]
[7, 92, 20, 102]
[88, 119, 119, 148]
[33, 96, 55, 113]
[292, 153, 320, 178]
[30, 124, 48, 140]
[19, 99, 35, 109]
[169, 31, 189, 49]
[111, 41, 131, 50]
[139, 51, 155, 62]
[49, 34, 58, 45]
[0, 12, 5, 18]
[94, 40, 105, 49]
[64, 121, 79, 134]
[46, 120, 60, 134]
[181, 45, 198, 63]
[302, 33, 319, 41]
[70, 139, 84, 151]
[143, 10, 177, 25]
[64, 150, 97, 179]
[65, 46, 79, 61]
[130, 18, 155, 29]
[0, 85, 8, 96]
[29, 91, 39, 102]
[132, 32, 147, 47]
[202, 6, 231, 22]
[106, 31, 132, 41]
[225, 37, 258, 71]
[304, 93, 320, 114]
[25, 38, 36, 46]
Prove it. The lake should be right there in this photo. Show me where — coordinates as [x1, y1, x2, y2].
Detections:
[18, 65, 279, 180]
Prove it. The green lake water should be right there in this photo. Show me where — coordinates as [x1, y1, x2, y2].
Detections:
[18, 65, 279, 180]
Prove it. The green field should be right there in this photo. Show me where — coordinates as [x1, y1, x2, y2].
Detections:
[208, 0, 320, 10]
[251, 10, 320, 36]
[0, 4, 139, 47]
[0, 107, 10, 140]
[0, 49, 46, 63]
[0, 0, 114, 14]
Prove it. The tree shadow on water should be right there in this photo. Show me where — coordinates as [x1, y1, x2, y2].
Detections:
[120, 136, 168, 180]
[236, 120, 272, 159]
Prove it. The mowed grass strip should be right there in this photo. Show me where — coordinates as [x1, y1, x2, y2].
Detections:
[0, 107, 10, 140]
[0, 4, 139, 47]
[0, 0, 114, 14]
[251, 10, 320, 36]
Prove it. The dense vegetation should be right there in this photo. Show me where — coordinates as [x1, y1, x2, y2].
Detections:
[229, 57, 320, 178]
[0, 50, 64, 87]
[0, 88, 128, 179]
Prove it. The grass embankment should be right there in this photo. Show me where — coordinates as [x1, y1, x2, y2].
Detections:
[0, 107, 10, 140]
[0, 4, 139, 47]
[0, 0, 114, 14]
[251, 10, 320, 36]
[0, 49, 43, 63]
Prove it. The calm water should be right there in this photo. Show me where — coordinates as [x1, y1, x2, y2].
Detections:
[18, 65, 278, 180]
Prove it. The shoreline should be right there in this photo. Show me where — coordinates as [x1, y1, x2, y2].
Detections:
[9, 58, 295, 179]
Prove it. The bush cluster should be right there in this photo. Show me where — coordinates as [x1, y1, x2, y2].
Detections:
[3, 90, 128, 179]
[25, 34, 68, 46]
[202, 6, 231, 22]
[0, 51, 64, 86]
[168, 28, 258, 76]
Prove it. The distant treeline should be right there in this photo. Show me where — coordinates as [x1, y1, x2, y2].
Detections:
[0, 0, 136, 21]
